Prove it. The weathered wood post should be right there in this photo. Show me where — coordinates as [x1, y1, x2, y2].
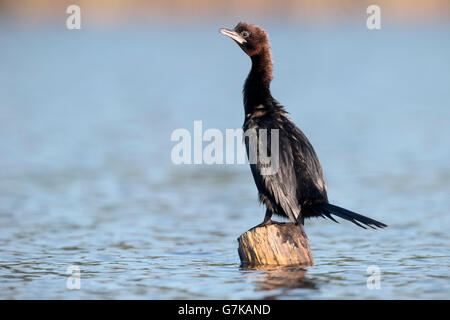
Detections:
[237, 222, 313, 267]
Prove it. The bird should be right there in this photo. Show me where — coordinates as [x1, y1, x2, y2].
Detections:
[220, 22, 387, 230]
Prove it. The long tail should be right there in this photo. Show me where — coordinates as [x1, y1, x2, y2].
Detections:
[311, 203, 387, 229]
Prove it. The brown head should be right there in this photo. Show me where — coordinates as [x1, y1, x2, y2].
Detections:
[220, 22, 271, 58]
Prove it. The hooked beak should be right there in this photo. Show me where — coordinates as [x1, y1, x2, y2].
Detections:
[219, 28, 247, 45]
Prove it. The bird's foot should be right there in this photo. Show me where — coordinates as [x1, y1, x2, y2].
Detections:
[255, 219, 274, 228]
[252, 219, 285, 231]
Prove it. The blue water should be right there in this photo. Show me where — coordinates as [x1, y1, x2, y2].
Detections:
[0, 22, 449, 299]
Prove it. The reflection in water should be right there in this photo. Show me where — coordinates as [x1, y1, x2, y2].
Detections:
[242, 266, 317, 293]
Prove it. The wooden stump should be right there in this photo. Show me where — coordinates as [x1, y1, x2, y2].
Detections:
[237, 222, 313, 267]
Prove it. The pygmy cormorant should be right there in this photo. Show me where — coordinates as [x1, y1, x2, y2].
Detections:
[220, 22, 387, 229]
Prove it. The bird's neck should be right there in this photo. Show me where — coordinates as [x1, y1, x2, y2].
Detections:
[243, 50, 274, 115]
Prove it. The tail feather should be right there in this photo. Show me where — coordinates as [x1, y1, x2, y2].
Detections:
[311, 206, 339, 224]
[313, 203, 387, 229]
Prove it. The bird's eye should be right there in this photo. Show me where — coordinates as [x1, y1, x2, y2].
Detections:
[241, 31, 250, 38]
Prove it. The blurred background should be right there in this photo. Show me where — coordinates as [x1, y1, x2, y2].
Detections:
[0, 0, 449, 299]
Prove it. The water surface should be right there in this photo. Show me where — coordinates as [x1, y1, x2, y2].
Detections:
[0, 23, 449, 299]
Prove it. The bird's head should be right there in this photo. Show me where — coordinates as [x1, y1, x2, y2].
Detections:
[220, 22, 270, 57]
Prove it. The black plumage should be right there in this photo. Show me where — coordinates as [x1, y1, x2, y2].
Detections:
[220, 22, 387, 229]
